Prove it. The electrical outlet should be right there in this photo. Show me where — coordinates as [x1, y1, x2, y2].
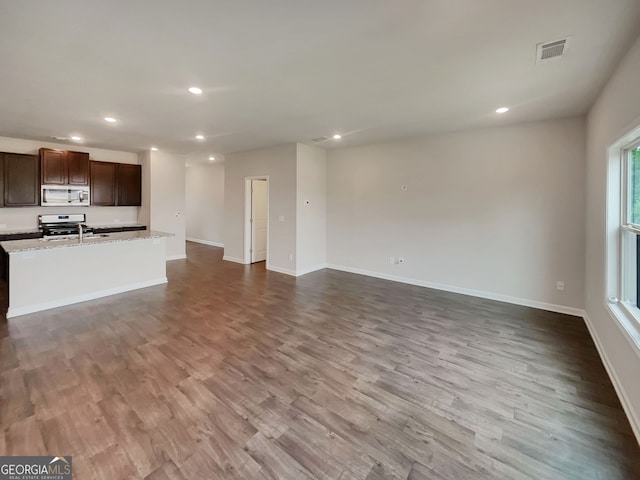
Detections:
[556, 281, 565, 291]
[279, 215, 285, 222]
[289, 253, 293, 261]
[390, 256, 395, 264]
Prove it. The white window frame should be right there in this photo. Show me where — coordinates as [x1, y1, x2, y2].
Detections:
[606, 124, 640, 353]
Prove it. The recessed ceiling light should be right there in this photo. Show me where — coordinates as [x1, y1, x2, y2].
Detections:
[151, 147, 159, 151]
[104, 117, 117, 123]
[209, 156, 215, 161]
[188, 87, 203, 95]
[70, 135, 83, 142]
[496, 107, 509, 114]
[333, 134, 342, 140]
[196, 135, 205, 140]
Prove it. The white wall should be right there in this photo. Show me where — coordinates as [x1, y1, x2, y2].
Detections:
[224, 144, 297, 273]
[0, 136, 139, 229]
[296, 144, 327, 274]
[585, 33, 640, 439]
[138, 150, 151, 232]
[185, 163, 225, 246]
[140, 150, 186, 260]
[327, 117, 586, 312]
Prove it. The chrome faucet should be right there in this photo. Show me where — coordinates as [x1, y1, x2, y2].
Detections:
[78, 223, 84, 241]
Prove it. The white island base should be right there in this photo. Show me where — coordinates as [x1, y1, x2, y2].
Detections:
[4, 233, 169, 318]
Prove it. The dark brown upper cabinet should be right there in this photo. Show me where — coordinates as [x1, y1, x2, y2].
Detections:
[4, 153, 40, 207]
[89, 161, 141, 207]
[66, 151, 90, 185]
[0, 155, 4, 208]
[117, 164, 142, 206]
[90, 161, 117, 206]
[40, 148, 89, 186]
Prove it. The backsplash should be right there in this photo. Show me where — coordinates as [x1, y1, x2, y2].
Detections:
[0, 206, 140, 229]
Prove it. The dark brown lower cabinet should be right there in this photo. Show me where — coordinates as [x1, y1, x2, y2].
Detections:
[93, 225, 146, 234]
[4, 153, 39, 206]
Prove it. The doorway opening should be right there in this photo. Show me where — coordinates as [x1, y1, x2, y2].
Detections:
[244, 177, 268, 264]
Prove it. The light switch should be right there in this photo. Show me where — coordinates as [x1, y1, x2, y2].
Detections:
[279, 215, 285, 222]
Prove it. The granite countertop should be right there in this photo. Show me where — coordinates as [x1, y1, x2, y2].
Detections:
[0, 230, 173, 253]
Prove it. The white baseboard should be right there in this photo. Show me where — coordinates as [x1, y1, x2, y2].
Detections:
[266, 264, 297, 276]
[223, 255, 247, 264]
[326, 263, 583, 317]
[166, 254, 187, 261]
[583, 312, 640, 444]
[296, 264, 327, 276]
[221, 259, 321, 277]
[186, 237, 224, 248]
[7, 278, 168, 318]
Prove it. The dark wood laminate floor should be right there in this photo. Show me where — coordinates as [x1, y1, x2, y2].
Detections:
[1, 242, 639, 479]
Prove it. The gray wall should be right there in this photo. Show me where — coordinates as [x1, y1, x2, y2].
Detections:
[296, 144, 327, 274]
[327, 117, 586, 312]
[223, 144, 298, 272]
[140, 149, 186, 260]
[585, 32, 640, 439]
[186, 163, 225, 246]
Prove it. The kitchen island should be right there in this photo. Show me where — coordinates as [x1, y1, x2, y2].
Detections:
[1, 230, 172, 318]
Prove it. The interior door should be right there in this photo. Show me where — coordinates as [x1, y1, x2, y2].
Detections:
[251, 179, 267, 263]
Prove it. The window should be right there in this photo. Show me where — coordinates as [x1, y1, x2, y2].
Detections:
[629, 146, 640, 225]
[621, 143, 640, 309]
[606, 126, 640, 351]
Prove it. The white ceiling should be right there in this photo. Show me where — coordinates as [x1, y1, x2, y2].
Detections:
[0, 0, 639, 158]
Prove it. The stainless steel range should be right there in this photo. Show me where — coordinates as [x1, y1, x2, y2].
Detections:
[38, 213, 94, 238]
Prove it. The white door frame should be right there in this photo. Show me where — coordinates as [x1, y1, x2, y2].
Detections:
[244, 176, 269, 265]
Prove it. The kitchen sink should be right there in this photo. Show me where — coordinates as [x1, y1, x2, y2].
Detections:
[40, 237, 71, 242]
[82, 234, 110, 240]
[40, 234, 110, 242]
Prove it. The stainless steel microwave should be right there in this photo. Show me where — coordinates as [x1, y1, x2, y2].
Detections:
[41, 185, 90, 206]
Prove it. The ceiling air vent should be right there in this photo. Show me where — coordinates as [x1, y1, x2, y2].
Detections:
[536, 37, 570, 64]
[311, 136, 330, 143]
